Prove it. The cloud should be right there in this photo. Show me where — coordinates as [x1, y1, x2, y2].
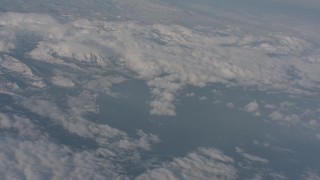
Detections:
[0, 137, 131, 180]
[117, 129, 160, 151]
[82, 75, 126, 96]
[244, 100, 259, 112]
[226, 102, 234, 109]
[250, 173, 287, 180]
[268, 0, 320, 8]
[2, 107, 240, 180]
[301, 169, 320, 180]
[263, 100, 320, 139]
[269, 111, 300, 126]
[148, 77, 181, 116]
[185, 92, 195, 97]
[150, 99, 176, 116]
[0, 1, 318, 178]
[253, 139, 294, 154]
[0, 93, 160, 179]
[199, 96, 207, 101]
[0, 55, 46, 88]
[0, 12, 65, 38]
[0, 113, 125, 179]
[0, 55, 33, 76]
[0, 30, 15, 52]
[136, 147, 237, 180]
[233, 145, 288, 179]
[18, 95, 160, 151]
[0, 113, 40, 138]
[51, 75, 75, 88]
[212, 89, 222, 96]
[269, 111, 284, 121]
[67, 91, 100, 114]
[235, 147, 269, 164]
[1, 12, 320, 116]
[244, 100, 260, 116]
[264, 104, 276, 109]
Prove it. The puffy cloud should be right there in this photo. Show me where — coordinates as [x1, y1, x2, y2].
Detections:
[269, 111, 284, 121]
[117, 130, 160, 151]
[0, 113, 126, 179]
[147, 77, 181, 116]
[244, 100, 259, 112]
[264, 104, 276, 109]
[269, 111, 300, 125]
[150, 99, 176, 116]
[0, 113, 40, 138]
[263, 100, 320, 137]
[51, 75, 75, 88]
[136, 148, 237, 180]
[244, 100, 260, 115]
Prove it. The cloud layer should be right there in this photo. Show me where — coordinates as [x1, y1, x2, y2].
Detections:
[0, 1, 320, 178]
[1, 12, 319, 116]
